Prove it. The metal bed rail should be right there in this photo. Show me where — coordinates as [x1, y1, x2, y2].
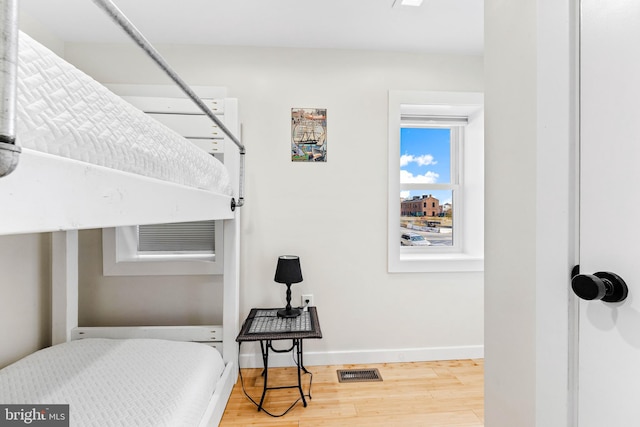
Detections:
[0, 0, 245, 209]
[0, 0, 20, 177]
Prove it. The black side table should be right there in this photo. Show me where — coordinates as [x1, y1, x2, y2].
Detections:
[236, 307, 322, 411]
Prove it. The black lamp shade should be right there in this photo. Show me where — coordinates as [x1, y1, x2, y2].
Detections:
[274, 255, 303, 284]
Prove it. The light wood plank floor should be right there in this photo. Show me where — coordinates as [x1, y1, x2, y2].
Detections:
[220, 359, 484, 426]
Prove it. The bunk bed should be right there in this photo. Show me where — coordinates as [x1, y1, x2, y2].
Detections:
[0, 0, 243, 426]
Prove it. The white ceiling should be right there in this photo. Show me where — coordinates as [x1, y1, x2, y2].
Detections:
[19, 0, 483, 55]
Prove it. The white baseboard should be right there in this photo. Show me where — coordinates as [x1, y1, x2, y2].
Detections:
[238, 345, 484, 369]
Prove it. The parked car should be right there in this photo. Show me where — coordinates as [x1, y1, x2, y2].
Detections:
[401, 232, 431, 246]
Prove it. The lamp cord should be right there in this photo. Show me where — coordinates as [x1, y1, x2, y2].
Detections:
[237, 342, 313, 418]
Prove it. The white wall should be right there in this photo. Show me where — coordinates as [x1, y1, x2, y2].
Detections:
[0, 234, 51, 368]
[484, 1, 537, 421]
[485, 0, 577, 426]
[77, 229, 224, 326]
[19, 12, 64, 56]
[61, 42, 485, 365]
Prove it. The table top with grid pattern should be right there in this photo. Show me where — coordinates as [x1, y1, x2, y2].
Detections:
[236, 307, 322, 341]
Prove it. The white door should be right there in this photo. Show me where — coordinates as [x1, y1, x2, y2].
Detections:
[577, 1, 640, 425]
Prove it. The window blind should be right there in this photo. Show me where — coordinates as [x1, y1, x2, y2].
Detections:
[400, 114, 468, 125]
[137, 220, 215, 253]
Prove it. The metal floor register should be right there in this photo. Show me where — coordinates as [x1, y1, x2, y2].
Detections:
[248, 309, 312, 333]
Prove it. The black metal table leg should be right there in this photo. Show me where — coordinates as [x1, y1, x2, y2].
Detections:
[299, 338, 310, 374]
[294, 339, 307, 407]
[257, 340, 270, 411]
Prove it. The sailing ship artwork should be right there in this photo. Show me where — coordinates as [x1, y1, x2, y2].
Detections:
[291, 108, 327, 162]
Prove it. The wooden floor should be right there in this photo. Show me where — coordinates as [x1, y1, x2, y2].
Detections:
[220, 359, 484, 426]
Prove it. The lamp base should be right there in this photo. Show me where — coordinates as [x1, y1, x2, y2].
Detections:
[277, 307, 301, 318]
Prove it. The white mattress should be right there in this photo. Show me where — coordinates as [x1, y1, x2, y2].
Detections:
[0, 339, 225, 427]
[15, 32, 233, 195]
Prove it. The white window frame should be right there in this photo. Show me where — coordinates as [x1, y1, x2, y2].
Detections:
[388, 90, 484, 273]
[102, 223, 224, 276]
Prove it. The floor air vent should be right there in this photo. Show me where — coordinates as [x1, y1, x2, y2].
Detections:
[337, 368, 382, 383]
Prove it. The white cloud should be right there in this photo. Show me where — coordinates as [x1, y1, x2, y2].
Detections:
[400, 170, 439, 184]
[400, 154, 413, 167]
[400, 154, 437, 167]
[400, 190, 411, 199]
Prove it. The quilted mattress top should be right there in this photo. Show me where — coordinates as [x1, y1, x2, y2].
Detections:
[0, 339, 225, 427]
[15, 32, 232, 196]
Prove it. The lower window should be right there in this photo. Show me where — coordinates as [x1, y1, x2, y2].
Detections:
[102, 220, 223, 276]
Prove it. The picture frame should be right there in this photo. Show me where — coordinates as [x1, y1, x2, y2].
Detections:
[291, 108, 327, 162]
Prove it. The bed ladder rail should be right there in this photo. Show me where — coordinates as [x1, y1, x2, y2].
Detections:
[92, 0, 246, 209]
[72, 325, 224, 352]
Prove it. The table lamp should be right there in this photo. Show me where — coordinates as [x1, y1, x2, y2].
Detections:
[274, 255, 303, 318]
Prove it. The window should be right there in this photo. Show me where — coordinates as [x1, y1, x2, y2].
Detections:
[388, 91, 484, 272]
[102, 220, 223, 276]
[400, 126, 460, 250]
[137, 221, 215, 254]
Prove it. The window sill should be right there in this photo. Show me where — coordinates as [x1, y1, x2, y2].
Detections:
[104, 257, 221, 276]
[389, 253, 484, 273]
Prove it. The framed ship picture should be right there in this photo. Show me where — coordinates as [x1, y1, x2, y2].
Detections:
[291, 108, 327, 162]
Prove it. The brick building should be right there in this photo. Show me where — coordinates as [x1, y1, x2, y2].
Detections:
[401, 194, 441, 217]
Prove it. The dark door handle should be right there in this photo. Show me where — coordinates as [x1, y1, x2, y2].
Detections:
[571, 270, 628, 302]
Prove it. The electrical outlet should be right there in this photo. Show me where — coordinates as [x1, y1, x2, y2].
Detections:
[301, 294, 314, 307]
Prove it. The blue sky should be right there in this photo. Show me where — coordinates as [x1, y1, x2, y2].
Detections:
[400, 127, 452, 205]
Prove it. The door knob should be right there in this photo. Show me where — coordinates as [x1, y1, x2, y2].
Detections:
[571, 270, 628, 303]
